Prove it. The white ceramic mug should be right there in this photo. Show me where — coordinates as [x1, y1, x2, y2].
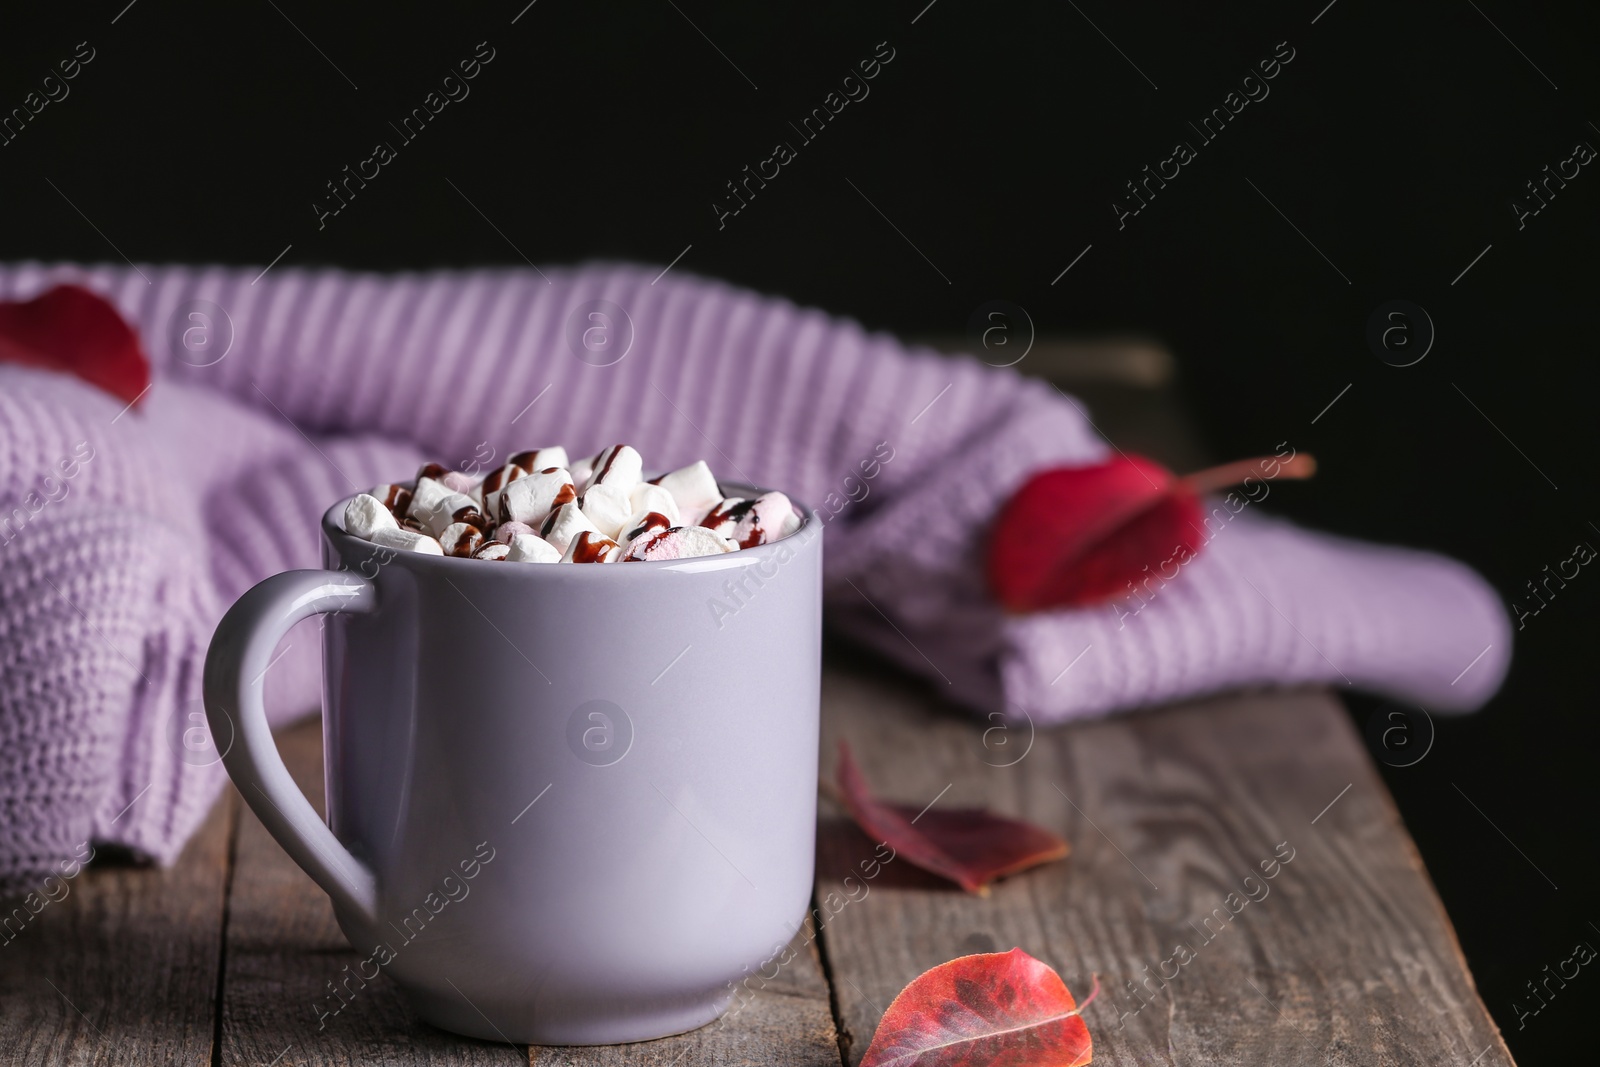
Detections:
[204, 490, 822, 1043]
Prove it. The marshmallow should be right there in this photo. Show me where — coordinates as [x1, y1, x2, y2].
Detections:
[499, 468, 577, 527]
[699, 497, 748, 537]
[539, 501, 602, 554]
[439, 522, 484, 558]
[703, 491, 802, 549]
[370, 483, 413, 517]
[561, 530, 622, 564]
[510, 446, 569, 472]
[649, 461, 722, 523]
[584, 445, 643, 495]
[506, 532, 561, 563]
[416, 490, 490, 538]
[580, 483, 632, 539]
[495, 520, 537, 545]
[620, 509, 674, 550]
[628, 482, 680, 525]
[408, 476, 452, 524]
[622, 525, 735, 562]
[479, 463, 529, 516]
[345, 493, 399, 539]
[512, 531, 569, 563]
[442, 470, 479, 495]
[345, 447, 798, 565]
[756, 492, 803, 541]
[370, 527, 445, 555]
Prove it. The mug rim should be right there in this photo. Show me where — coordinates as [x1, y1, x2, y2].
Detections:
[320, 481, 819, 577]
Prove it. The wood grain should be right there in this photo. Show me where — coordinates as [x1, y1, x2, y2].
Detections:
[814, 646, 1517, 1066]
[0, 781, 234, 1066]
[218, 720, 524, 1067]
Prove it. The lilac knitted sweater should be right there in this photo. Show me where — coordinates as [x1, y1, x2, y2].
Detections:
[0, 262, 1510, 894]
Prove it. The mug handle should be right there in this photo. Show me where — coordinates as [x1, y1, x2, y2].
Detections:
[203, 568, 380, 927]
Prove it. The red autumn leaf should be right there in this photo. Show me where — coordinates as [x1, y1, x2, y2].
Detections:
[858, 948, 1097, 1067]
[987, 451, 1316, 612]
[835, 741, 1068, 895]
[0, 284, 150, 407]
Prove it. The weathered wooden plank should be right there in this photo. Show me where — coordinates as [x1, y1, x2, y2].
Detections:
[219, 720, 523, 1067]
[223, 720, 841, 1067]
[814, 647, 1516, 1066]
[0, 779, 234, 1066]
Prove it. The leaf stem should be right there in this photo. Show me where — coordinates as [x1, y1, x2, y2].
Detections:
[1066, 972, 1102, 1017]
[1180, 453, 1316, 495]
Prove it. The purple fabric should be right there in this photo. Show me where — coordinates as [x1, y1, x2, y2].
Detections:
[0, 262, 1511, 894]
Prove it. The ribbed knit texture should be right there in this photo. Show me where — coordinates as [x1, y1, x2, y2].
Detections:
[0, 262, 1511, 894]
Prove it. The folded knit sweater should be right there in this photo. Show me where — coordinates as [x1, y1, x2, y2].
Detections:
[0, 262, 1511, 895]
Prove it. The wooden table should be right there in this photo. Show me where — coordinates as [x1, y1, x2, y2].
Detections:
[0, 349, 1515, 1064]
[0, 659, 1514, 1066]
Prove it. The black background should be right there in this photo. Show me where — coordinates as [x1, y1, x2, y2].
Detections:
[2, 1, 1595, 1060]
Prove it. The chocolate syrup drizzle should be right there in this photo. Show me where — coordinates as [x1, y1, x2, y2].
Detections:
[482, 463, 525, 497]
[626, 527, 683, 560]
[623, 511, 673, 543]
[452, 504, 491, 531]
[445, 528, 483, 557]
[702, 498, 764, 548]
[384, 461, 786, 563]
[379, 486, 413, 517]
[567, 531, 617, 563]
[592, 446, 626, 485]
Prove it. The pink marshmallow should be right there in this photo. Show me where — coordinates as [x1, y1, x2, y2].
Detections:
[703, 491, 802, 548]
[622, 525, 735, 562]
[442, 470, 478, 495]
[495, 520, 537, 545]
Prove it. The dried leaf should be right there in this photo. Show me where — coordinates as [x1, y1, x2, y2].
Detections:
[0, 284, 150, 407]
[987, 451, 1315, 612]
[835, 741, 1068, 895]
[859, 948, 1096, 1067]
